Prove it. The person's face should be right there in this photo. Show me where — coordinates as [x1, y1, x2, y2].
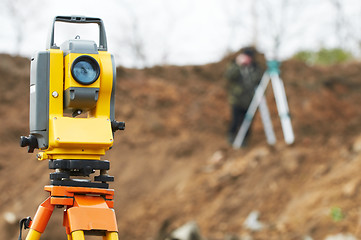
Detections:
[236, 53, 252, 66]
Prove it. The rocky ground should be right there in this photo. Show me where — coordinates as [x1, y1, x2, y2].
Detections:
[0, 53, 361, 240]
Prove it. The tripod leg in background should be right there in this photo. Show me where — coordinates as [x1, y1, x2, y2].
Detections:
[233, 73, 271, 148]
[270, 73, 295, 144]
[259, 96, 276, 145]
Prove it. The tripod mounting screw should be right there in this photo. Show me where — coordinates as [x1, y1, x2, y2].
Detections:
[37, 152, 48, 161]
[52, 91, 59, 98]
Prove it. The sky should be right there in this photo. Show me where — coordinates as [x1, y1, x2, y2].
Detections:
[0, 0, 360, 67]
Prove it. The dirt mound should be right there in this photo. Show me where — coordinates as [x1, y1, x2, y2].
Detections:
[0, 53, 361, 240]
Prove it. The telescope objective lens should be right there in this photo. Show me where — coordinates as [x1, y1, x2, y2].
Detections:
[71, 56, 100, 85]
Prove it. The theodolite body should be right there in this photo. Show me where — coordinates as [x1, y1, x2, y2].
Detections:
[21, 16, 123, 161]
[18, 16, 122, 240]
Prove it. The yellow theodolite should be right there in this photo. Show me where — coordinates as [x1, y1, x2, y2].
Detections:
[19, 16, 124, 240]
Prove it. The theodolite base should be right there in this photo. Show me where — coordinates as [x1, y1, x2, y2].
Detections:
[49, 159, 114, 189]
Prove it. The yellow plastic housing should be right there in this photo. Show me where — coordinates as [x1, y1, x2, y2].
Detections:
[41, 49, 114, 160]
[49, 117, 113, 148]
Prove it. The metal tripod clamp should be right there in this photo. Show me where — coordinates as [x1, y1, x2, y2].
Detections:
[266, 60, 280, 75]
[47, 15, 108, 51]
[18, 217, 32, 240]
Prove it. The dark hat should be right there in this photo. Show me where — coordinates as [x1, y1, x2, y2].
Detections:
[242, 47, 256, 57]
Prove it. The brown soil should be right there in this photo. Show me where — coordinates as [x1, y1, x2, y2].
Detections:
[1, 53, 361, 240]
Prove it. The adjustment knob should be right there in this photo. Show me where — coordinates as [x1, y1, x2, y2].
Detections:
[20, 136, 30, 148]
[20, 135, 38, 153]
[111, 120, 125, 132]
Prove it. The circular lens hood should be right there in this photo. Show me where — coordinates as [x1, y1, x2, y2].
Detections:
[71, 55, 100, 85]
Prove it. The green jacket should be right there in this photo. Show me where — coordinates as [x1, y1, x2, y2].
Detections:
[225, 62, 262, 108]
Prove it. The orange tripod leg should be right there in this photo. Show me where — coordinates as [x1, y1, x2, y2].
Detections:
[25, 197, 55, 240]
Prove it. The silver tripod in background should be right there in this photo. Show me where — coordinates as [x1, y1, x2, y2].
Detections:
[232, 60, 294, 149]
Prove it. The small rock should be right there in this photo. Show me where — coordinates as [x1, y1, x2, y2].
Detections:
[352, 135, 361, 153]
[3, 212, 17, 224]
[342, 179, 360, 197]
[207, 150, 227, 169]
[209, 150, 225, 163]
[243, 211, 265, 231]
[202, 150, 227, 173]
[240, 234, 253, 240]
[324, 233, 357, 240]
[169, 221, 203, 240]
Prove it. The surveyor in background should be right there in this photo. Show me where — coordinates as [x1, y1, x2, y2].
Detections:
[225, 47, 263, 146]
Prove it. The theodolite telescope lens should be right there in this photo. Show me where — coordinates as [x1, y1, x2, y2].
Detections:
[71, 56, 100, 85]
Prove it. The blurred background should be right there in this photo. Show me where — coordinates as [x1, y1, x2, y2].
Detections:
[1, 1, 361, 240]
[1, 0, 361, 67]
